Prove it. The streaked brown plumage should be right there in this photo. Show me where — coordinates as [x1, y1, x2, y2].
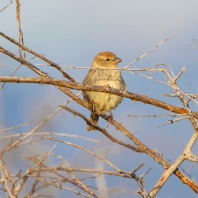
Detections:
[82, 51, 126, 131]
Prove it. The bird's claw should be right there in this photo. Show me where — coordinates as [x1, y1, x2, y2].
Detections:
[88, 101, 97, 112]
[106, 111, 113, 128]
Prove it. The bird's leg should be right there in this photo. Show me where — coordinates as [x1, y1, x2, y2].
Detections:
[88, 100, 99, 114]
[88, 100, 104, 116]
[92, 101, 97, 112]
[106, 111, 113, 128]
[87, 101, 93, 111]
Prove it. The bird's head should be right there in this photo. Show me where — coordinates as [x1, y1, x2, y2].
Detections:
[92, 51, 122, 69]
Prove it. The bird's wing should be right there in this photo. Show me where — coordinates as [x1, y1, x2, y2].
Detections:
[82, 70, 96, 103]
[82, 70, 95, 85]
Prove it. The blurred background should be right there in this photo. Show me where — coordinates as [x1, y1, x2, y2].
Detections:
[0, 0, 198, 197]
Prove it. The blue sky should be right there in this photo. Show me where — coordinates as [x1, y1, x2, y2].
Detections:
[0, 1, 198, 197]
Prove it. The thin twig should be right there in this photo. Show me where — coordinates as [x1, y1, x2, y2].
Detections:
[123, 35, 175, 69]
[122, 113, 178, 118]
[0, 32, 75, 82]
[61, 105, 140, 152]
[24, 155, 99, 198]
[0, 0, 12, 12]
[16, 0, 25, 58]
[0, 160, 15, 198]
[37, 178, 91, 198]
[22, 144, 56, 178]
[0, 121, 33, 132]
[0, 132, 105, 143]
[0, 157, 14, 186]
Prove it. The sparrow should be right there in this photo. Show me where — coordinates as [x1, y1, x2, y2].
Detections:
[82, 51, 126, 131]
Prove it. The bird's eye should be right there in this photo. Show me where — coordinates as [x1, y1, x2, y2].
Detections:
[106, 58, 110, 61]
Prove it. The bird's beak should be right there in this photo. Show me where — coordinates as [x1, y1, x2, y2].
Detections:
[114, 57, 122, 63]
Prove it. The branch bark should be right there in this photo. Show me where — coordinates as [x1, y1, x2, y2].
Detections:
[0, 76, 197, 119]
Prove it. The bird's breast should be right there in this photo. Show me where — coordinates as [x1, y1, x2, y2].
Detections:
[93, 70, 122, 86]
[85, 70, 124, 112]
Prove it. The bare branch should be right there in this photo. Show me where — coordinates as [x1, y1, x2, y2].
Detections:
[0, 121, 32, 132]
[0, 0, 12, 12]
[122, 113, 177, 118]
[0, 76, 197, 119]
[0, 132, 105, 143]
[61, 105, 140, 152]
[16, 0, 25, 58]
[123, 35, 175, 69]
[22, 144, 56, 178]
[0, 160, 16, 198]
[37, 178, 92, 198]
[0, 32, 76, 82]
[24, 155, 99, 198]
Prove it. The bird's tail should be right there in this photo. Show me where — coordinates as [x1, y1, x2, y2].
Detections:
[87, 112, 99, 131]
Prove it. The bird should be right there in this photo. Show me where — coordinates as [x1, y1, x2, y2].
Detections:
[82, 51, 126, 131]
